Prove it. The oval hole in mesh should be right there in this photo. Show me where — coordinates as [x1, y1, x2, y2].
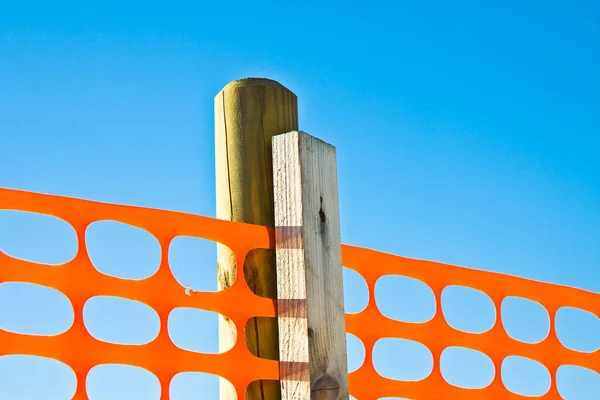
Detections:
[83, 296, 160, 345]
[373, 338, 433, 381]
[243, 317, 277, 360]
[375, 275, 435, 323]
[501, 356, 550, 397]
[243, 249, 274, 298]
[555, 307, 600, 353]
[247, 380, 280, 398]
[343, 267, 369, 314]
[501, 296, 550, 343]
[86, 364, 160, 400]
[168, 236, 223, 292]
[346, 333, 365, 372]
[0, 282, 73, 336]
[86, 220, 161, 280]
[0, 210, 77, 265]
[168, 307, 226, 353]
[0, 355, 76, 399]
[170, 372, 232, 399]
[440, 346, 494, 389]
[441, 285, 496, 333]
[556, 365, 600, 400]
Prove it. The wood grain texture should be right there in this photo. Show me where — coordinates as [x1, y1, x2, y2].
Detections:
[273, 131, 349, 400]
[215, 78, 298, 400]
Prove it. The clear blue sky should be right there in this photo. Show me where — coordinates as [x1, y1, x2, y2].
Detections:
[1, 0, 599, 399]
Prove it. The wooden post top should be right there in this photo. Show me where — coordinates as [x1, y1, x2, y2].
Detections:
[219, 77, 296, 92]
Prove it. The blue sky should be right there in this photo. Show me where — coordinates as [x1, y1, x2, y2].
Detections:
[1, 0, 599, 398]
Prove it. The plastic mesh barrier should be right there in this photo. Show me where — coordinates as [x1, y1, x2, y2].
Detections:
[0, 188, 278, 399]
[1, 188, 599, 399]
[344, 245, 600, 399]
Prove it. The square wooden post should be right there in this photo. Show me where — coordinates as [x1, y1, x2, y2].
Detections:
[273, 131, 349, 400]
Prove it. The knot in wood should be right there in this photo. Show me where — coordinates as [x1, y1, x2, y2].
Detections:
[311, 374, 341, 400]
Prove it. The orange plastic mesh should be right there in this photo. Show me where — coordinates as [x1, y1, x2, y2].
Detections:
[0, 188, 278, 399]
[1, 188, 599, 399]
[344, 245, 600, 399]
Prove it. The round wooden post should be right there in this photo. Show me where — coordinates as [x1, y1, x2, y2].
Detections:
[214, 78, 299, 399]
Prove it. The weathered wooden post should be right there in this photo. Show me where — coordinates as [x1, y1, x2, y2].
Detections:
[273, 131, 348, 399]
[215, 78, 298, 399]
[215, 79, 348, 399]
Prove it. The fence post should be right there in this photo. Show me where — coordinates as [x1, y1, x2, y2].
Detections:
[214, 78, 299, 399]
[273, 131, 349, 399]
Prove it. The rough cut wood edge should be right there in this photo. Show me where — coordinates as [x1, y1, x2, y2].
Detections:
[273, 131, 349, 400]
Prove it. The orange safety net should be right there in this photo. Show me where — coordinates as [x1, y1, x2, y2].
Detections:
[344, 246, 600, 399]
[0, 188, 278, 399]
[1, 187, 599, 399]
